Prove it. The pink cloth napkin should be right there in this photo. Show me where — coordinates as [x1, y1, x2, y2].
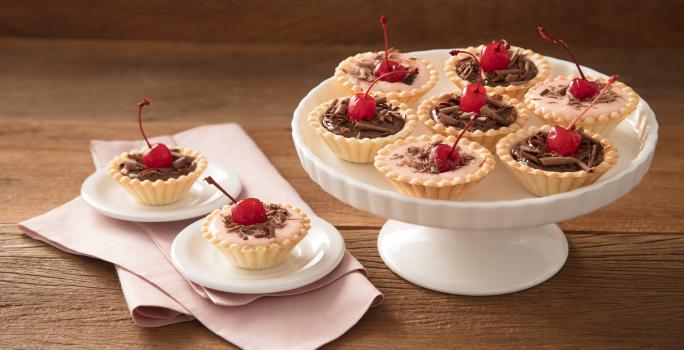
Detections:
[19, 123, 383, 349]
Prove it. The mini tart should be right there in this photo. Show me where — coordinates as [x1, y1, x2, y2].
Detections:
[308, 95, 418, 163]
[444, 45, 550, 100]
[107, 147, 207, 205]
[334, 51, 439, 102]
[524, 75, 640, 135]
[200, 203, 311, 269]
[374, 134, 495, 200]
[417, 92, 530, 152]
[496, 125, 619, 197]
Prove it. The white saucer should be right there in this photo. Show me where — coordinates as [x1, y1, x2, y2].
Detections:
[81, 163, 241, 222]
[170, 215, 345, 294]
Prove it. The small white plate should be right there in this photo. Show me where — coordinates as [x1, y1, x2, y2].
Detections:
[170, 215, 345, 294]
[81, 163, 241, 222]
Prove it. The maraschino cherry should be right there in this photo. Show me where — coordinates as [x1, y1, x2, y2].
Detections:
[204, 176, 267, 225]
[546, 75, 618, 156]
[348, 69, 417, 121]
[137, 98, 174, 168]
[429, 114, 478, 173]
[449, 50, 487, 113]
[538, 26, 599, 100]
[373, 15, 407, 83]
[479, 40, 510, 73]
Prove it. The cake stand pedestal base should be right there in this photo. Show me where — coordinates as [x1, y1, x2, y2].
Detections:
[377, 220, 569, 296]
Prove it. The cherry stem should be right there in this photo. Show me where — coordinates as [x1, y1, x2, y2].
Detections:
[449, 50, 483, 89]
[537, 26, 587, 80]
[448, 113, 478, 160]
[380, 15, 390, 66]
[495, 40, 508, 52]
[137, 98, 152, 149]
[568, 75, 618, 130]
[364, 69, 418, 98]
[204, 176, 237, 204]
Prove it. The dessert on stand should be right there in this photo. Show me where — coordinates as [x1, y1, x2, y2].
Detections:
[293, 48, 658, 295]
[444, 40, 550, 99]
[419, 50, 530, 151]
[525, 27, 640, 134]
[335, 16, 438, 102]
[498, 76, 620, 196]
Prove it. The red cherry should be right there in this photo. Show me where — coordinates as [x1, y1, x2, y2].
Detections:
[429, 113, 478, 172]
[429, 143, 462, 172]
[480, 40, 510, 73]
[568, 78, 600, 100]
[348, 69, 417, 121]
[348, 94, 376, 121]
[460, 83, 487, 113]
[538, 26, 598, 100]
[141, 143, 174, 168]
[450, 50, 487, 113]
[546, 126, 581, 155]
[136, 98, 173, 168]
[373, 15, 407, 83]
[231, 198, 267, 225]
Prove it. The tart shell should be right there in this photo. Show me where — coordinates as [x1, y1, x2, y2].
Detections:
[107, 147, 208, 206]
[308, 96, 418, 163]
[444, 45, 550, 100]
[417, 92, 530, 152]
[524, 75, 640, 135]
[200, 204, 311, 269]
[374, 134, 496, 200]
[334, 51, 439, 103]
[495, 125, 619, 197]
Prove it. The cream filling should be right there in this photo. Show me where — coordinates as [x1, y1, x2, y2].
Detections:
[387, 143, 484, 181]
[208, 205, 304, 247]
[347, 52, 430, 93]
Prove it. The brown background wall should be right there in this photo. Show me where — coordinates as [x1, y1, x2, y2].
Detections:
[0, 0, 682, 49]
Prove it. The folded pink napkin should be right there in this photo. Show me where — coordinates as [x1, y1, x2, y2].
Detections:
[19, 123, 382, 349]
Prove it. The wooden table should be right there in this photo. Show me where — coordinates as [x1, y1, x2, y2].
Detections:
[1, 37, 682, 349]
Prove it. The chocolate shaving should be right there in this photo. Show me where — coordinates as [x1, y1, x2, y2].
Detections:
[455, 45, 538, 87]
[346, 49, 421, 85]
[320, 96, 406, 139]
[391, 143, 475, 174]
[431, 94, 517, 131]
[511, 130, 604, 172]
[119, 148, 197, 181]
[222, 203, 292, 240]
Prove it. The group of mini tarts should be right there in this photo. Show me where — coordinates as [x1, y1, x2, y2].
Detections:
[310, 43, 640, 200]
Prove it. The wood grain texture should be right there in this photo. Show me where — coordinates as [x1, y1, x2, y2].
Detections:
[0, 0, 682, 48]
[0, 36, 682, 349]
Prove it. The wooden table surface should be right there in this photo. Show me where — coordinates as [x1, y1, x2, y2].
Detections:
[1, 37, 683, 349]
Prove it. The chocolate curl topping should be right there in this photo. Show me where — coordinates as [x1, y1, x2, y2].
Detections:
[204, 176, 237, 204]
[364, 68, 418, 98]
[568, 75, 619, 130]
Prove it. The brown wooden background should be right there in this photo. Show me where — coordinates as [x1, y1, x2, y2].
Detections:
[1, 1, 683, 349]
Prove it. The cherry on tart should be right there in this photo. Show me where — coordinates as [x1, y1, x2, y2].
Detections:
[537, 26, 599, 100]
[449, 50, 487, 113]
[204, 176, 266, 225]
[479, 40, 511, 73]
[348, 69, 417, 121]
[429, 114, 478, 172]
[137, 99, 174, 168]
[200, 177, 311, 270]
[545, 75, 618, 156]
[374, 16, 407, 82]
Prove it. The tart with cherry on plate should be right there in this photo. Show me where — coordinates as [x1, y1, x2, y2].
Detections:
[107, 99, 207, 205]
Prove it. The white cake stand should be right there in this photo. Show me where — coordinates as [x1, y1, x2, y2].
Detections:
[291, 49, 658, 295]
